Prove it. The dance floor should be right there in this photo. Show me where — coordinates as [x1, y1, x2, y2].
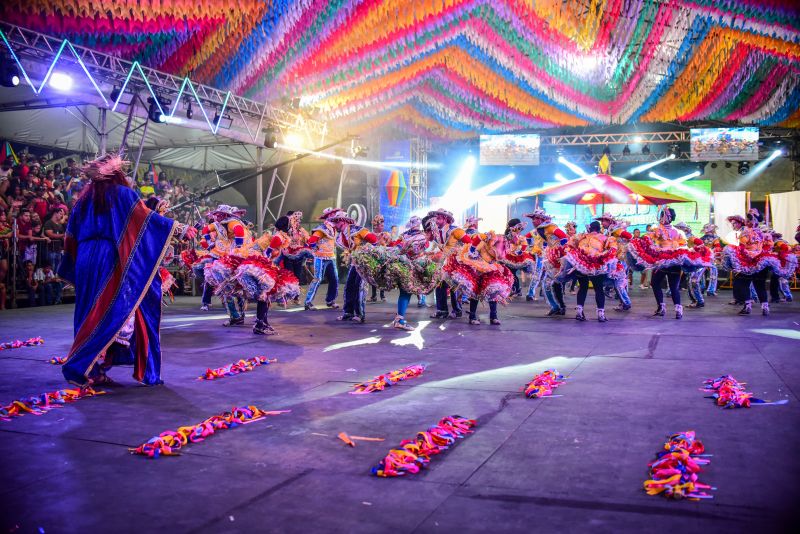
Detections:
[1, 288, 798, 532]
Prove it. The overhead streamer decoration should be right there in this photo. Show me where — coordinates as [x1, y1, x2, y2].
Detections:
[1, 1, 799, 137]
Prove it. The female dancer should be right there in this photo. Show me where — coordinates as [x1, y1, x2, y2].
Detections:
[723, 210, 797, 316]
[564, 221, 617, 322]
[282, 210, 310, 304]
[628, 207, 711, 319]
[235, 216, 300, 334]
[502, 218, 535, 297]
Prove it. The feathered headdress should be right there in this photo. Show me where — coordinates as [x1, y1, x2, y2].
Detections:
[82, 154, 129, 182]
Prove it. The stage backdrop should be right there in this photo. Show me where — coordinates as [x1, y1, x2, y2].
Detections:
[379, 140, 413, 231]
[712, 191, 747, 243]
[769, 191, 800, 244]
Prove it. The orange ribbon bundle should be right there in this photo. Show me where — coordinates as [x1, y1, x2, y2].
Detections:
[373, 415, 476, 477]
[47, 356, 67, 365]
[130, 406, 288, 458]
[198, 356, 277, 380]
[644, 431, 714, 501]
[524, 369, 565, 398]
[350, 364, 426, 394]
[0, 387, 105, 421]
[0, 337, 44, 351]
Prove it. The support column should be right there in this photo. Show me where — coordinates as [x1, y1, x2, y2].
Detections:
[256, 146, 264, 234]
[98, 108, 108, 156]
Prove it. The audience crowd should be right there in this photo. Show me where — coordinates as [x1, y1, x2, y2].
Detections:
[0, 150, 212, 309]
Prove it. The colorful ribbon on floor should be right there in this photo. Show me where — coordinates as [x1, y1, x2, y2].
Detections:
[702, 375, 754, 408]
[644, 431, 714, 501]
[0, 337, 44, 351]
[702, 375, 787, 407]
[130, 406, 288, 458]
[351, 364, 426, 394]
[524, 369, 565, 398]
[198, 356, 277, 380]
[0, 387, 105, 421]
[47, 356, 67, 365]
[372, 415, 476, 477]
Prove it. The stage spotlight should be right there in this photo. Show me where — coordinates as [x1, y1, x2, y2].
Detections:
[284, 132, 304, 149]
[110, 85, 121, 102]
[0, 62, 20, 87]
[148, 97, 167, 123]
[602, 145, 611, 156]
[584, 146, 593, 158]
[710, 162, 717, 168]
[622, 144, 631, 156]
[633, 135, 643, 143]
[669, 144, 680, 158]
[641, 144, 651, 155]
[725, 162, 732, 168]
[213, 110, 221, 126]
[264, 128, 278, 149]
[186, 102, 193, 120]
[738, 161, 750, 175]
[49, 72, 73, 91]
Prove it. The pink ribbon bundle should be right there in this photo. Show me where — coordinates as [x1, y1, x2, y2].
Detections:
[47, 356, 67, 365]
[372, 416, 476, 477]
[0, 337, 44, 351]
[644, 431, 714, 501]
[198, 356, 277, 380]
[524, 369, 565, 398]
[1, 387, 105, 421]
[702, 375, 754, 408]
[130, 406, 289, 458]
[350, 364, 426, 394]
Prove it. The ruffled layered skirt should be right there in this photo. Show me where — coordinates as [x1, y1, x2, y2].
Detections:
[442, 253, 513, 302]
[501, 251, 536, 271]
[628, 236, 712, 271]
[352, 246, 441, 295]
[232, 255, 300, 302]
[723, 245, 798, 278]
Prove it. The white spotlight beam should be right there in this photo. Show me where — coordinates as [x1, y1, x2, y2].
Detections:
[629, 155, 675, 176]
[649, 172, 707, 201]
[554, 172, 568, 183]
[275, 143, 442, 171]
[739, 150, 782, 185]
[558, 156, 589, 177]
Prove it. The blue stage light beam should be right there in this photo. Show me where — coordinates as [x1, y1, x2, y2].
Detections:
[738, 150, 783, 187]
[557, 155, 589, 177]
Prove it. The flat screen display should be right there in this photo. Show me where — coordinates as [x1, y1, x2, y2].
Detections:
[480, 134, 540, 166]
[690, 127, 759, 161]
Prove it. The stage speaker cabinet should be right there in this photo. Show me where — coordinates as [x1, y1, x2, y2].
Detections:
[347, 204, 367, 226]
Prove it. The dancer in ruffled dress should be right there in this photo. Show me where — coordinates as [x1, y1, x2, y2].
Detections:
[564, 221, 618, 322]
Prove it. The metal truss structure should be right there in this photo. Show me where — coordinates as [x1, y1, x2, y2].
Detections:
[0, 22, 328, 147]
[409, 137, 431, 211]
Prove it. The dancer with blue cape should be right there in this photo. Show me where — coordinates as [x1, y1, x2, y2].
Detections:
[58, 155, 196, 387]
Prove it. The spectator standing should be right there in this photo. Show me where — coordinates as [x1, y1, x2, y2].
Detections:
[43, 207, 66, 272]
[22, 259, 43, 306]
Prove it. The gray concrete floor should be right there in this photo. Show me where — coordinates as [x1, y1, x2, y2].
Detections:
[0, 286, 798, 533]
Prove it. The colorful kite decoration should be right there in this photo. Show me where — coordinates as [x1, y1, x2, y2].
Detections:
[372, 415, 476, 477]
[0, 337, 44, 351]
[3, 2, 798, 137]
[524, 369, 565, 399]
[1, 387, 105, 422]
[644, 431, 714, 501]
[350, 364, 425, 394]
[197, 356, 277, 381]
[130, 406, 288, 458]
[385, 170, 408, 208]
[702, 375, 788, 408]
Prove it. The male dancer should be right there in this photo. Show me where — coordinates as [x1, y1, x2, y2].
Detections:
[427, 208, 472, 319]
[368, 214, 391, 302]
[332, 212, 378, 322]
[305, 207, 341, 310]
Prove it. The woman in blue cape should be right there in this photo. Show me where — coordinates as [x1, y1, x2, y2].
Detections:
[58, 155, 195, 387]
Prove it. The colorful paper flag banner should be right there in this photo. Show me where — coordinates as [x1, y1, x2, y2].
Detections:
[350, 364, 425, 394]
[524, 369, 565, 398]
[644, 431, 714, 501]
[129, 406, 289, 458]
[0, 337, 44, 351]
[372, 415, 476, 477]
[198, 356, 277, 380]
[1, 387, 105, 422]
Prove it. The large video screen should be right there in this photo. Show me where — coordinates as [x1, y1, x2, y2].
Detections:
[690, 127, 759, 161]
[480, 134, 540, 166]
